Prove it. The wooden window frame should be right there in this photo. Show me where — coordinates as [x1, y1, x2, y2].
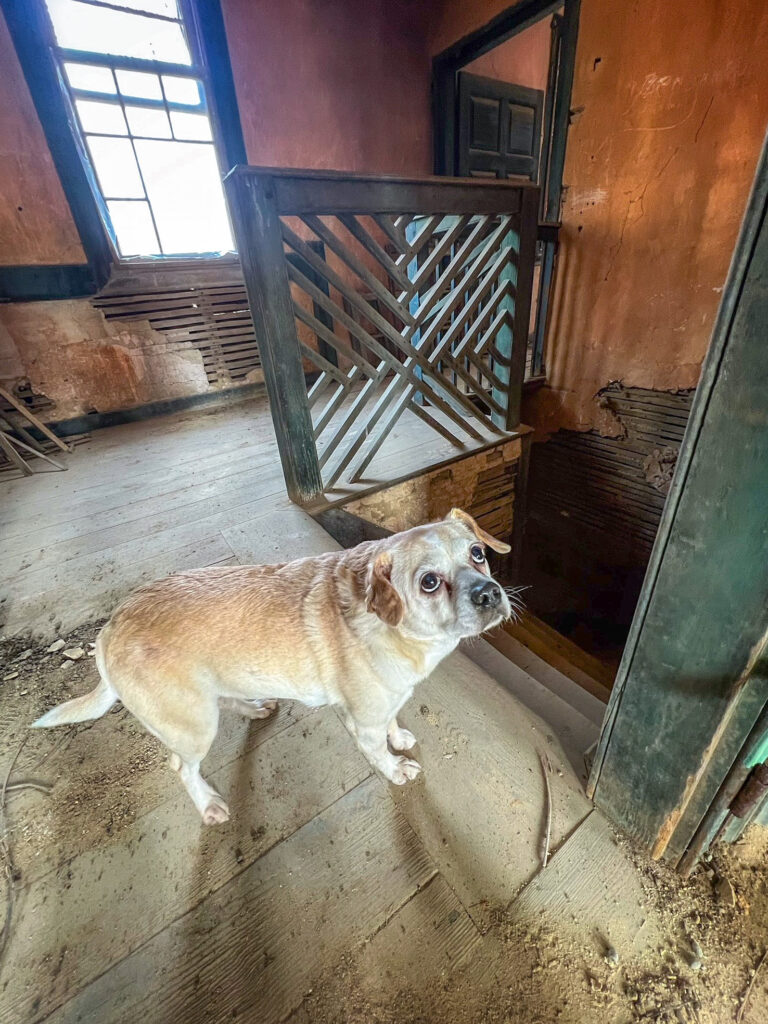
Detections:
[0, 0, 246, 301]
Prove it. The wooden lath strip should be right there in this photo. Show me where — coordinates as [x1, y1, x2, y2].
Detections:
[318, 371, 393, 471]
[342, 254, 513, 483]
[372, 213, 408, 252]
[393, 214, 442, 267]
[404, 215, 497, 335]
[406, 399, 465, 449]
[290, 282, 484, 460]
[401, 215, 471, 298]
[290, 222, 485, 418]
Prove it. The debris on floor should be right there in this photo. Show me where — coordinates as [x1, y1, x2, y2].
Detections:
[1, 627, 766, 1024]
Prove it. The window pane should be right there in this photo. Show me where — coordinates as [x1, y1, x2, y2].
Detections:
[87, 136, 144, 198]
[65, 62, 116, 94]
[45, 0, 191, 64]
[113, 0, 179, 16]
[125, 105, 172, 139]
[108, 200, 160, 256]
[170, 111, 212, 142]
[162, 76, 201, 106]
[134, 140, 233, 254]
[116, 70, 162, 101]
[75, 99, 127, 135]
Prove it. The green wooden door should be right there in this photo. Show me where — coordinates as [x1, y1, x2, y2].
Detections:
[589, 133, 768, 866]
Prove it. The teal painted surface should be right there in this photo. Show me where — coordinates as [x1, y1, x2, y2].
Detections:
[591, 134, 768, 858]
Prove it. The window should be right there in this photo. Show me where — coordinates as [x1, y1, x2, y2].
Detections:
[43, 0, 234, 258]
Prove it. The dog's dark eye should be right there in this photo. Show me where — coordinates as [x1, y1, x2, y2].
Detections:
[470, 545, 486, 564]
[420, 572, 441, 593]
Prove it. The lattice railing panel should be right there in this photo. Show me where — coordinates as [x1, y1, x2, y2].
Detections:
[283, 212, 521, 488]
[226, 169, 539, 504]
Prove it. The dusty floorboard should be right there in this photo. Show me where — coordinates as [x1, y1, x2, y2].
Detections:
[6, 402, 750, 1024]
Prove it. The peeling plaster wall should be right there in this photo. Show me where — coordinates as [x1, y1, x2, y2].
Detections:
[3, 0, 766, 426]
[431, 0, 768, 436]
[0, 301, 209, 420]
[1, 0, 433, 421]
[528, 0, 768, 434]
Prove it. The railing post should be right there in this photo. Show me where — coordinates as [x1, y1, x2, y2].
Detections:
[225, 170, 323, 505]
[491, 188, 539, 430]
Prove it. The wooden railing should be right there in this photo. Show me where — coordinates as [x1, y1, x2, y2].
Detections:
[225, 167, 539, 505]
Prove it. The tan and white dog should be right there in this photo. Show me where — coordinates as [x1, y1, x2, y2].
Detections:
[33, 509, 516, 824]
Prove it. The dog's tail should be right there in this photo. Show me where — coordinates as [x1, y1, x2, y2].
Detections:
[31, 636, 117, 728]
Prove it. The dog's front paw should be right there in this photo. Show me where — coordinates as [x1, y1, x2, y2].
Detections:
[389, 726, 417, 751]
[389, 757, 422, 785]
[202, 795, 230, 825]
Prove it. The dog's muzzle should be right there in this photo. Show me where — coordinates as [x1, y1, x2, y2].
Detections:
[469, 579, 502, 610]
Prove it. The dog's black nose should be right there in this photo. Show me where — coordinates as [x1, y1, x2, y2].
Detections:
[470, 580, 502, 609]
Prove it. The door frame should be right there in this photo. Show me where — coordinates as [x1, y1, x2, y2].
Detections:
[431, 0, 581, 377]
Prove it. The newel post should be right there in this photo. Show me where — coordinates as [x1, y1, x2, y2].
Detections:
[225, 169, 323, 505]
[492, 187, 538, 430]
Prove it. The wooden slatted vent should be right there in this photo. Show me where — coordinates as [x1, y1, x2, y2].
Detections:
[92, 282, 261, 387]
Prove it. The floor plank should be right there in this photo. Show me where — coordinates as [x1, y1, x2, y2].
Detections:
[43, 777, 437, 1024]
[287, 874, 485, 1024]
[390, 650, 593, 930]
[2, 710, 370, 1024]
[11, 701, 316, 888]
[511, 810, 650, 954]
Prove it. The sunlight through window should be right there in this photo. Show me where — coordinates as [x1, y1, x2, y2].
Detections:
[46, 0, 234, 258]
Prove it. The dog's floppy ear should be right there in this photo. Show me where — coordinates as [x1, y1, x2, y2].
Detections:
[366, 551, 404, 627]
[447, 508, 511, 554]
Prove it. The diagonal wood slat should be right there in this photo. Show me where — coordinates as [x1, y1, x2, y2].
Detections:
[226, 168, 539, 501]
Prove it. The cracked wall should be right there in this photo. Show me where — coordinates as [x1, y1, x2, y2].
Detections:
[524, 0, 768, 434]
[430, 0, 768, 436]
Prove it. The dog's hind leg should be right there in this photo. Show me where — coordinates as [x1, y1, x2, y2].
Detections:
[123, 683, 229, 825]
[219, 697, 278, 720]
[169, 755, 230, 825]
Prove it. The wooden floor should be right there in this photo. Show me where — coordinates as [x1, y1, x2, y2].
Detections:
[0, 391, 498, 638]
[0, 395, 631, 1024]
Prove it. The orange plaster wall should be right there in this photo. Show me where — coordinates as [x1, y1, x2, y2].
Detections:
[463, 14, 552, 94]
[0, 10, 85, 266]
[431, 0, 768, 434]
[221, 0, 433, 176]
[530, 0, 768, 434]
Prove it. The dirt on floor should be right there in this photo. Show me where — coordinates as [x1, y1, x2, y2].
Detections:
[1, 628, 767, 1024]
[294, 825, 767, 1024]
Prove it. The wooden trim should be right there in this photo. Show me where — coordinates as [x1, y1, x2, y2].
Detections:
[434, 0, 562, 71]
[0, 264, 97, 301]
[431, 0, 565, 177]
[304, 428, 532, 514]
[1, 0, 113, 289]
[224, 167, 533, 216]
[589, 132, 768, 860]
[182, 0, 247, 172]
[224, 173, 323, 504]
[1, 0, 247, 301]
[505, 188, 539, 427]
[544, 0, 581, 222]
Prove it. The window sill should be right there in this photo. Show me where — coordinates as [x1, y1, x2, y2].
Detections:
[99, 252, 244, 295]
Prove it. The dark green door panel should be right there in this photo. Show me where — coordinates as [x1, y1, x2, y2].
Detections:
[590, 134, 768, 862]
